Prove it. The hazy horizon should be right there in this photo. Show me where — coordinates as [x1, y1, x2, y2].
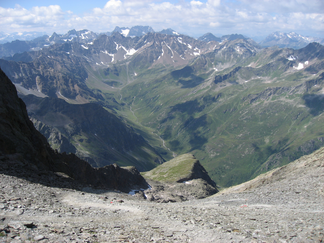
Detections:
[0, 0, 323, 39]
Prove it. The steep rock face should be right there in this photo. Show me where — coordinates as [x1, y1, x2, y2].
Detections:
[0, 68, 148, 192]
[0, 53, 93, 100]
[0, 68, 54, 170]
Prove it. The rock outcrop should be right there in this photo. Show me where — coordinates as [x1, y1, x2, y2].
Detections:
[142, 154, 218, 202]
[0, 68, 148, 192]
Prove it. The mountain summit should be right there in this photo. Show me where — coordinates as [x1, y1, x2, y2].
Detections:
[112, 26, 155, 37]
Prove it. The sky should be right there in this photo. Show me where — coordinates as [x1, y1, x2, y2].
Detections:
[0, 0, 323, 39]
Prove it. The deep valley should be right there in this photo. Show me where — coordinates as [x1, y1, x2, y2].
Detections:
[1, 28, 323, 187]
[0, 25, 324, 242]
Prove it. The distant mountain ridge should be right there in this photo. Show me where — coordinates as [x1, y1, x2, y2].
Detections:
[0, 31, 219, 101]
[1, 26, 323, 59]
[0, 31, 47, 44]
[198, 33, 222, 42]
[112, 26, 155, 37]
[260, 31, 324, 49]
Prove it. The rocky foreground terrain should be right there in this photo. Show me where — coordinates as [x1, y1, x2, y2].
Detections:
[1, 146, 323, 243]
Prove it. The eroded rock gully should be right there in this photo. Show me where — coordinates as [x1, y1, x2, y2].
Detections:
[0, 154, 323, 243]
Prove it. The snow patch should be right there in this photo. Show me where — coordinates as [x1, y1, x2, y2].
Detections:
[164, 42, 174, 58]
[293, 63, 304, 70]
[193, 47, 200, 56]
[287, 55, 296, 61]
[100, 50, 115, 62]
[88, 42, 93, 45]
[81, 45, 88, 50]
[114, 42, 121, 50]
[177, 37, 186, 45]
[125, 48, 137, 55]
[304, 60, 309, 65]
[121, 29, 130, 37]
[187, 44, 192, 49]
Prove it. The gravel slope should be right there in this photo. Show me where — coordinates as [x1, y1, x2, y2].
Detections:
[0, 147, 323, 242]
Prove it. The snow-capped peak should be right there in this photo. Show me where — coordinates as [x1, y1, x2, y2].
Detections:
[121, 29, 130, 37]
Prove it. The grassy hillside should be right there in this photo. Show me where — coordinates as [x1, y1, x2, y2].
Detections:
[142, 154, 198, 183]
[4, 36, 323, 188]
[110, 43, 324, 187]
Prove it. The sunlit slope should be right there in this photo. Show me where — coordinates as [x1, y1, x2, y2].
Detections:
[116, 42, 324, 187]
[142, 154, 199, 183]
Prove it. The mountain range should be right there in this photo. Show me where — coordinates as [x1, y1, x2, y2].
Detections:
[1, 26, 323, 58]
[0, 26, 324, 188]
[260, 31, 324, 49]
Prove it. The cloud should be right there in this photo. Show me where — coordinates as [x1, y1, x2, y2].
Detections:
[104, 0, 123, 9]
[207, 0, 221, 7]
[0, 4, 66, 32]
[239, 0, 324, 14]
[191, 1, 204, 7]
[0, 0, 323, 38]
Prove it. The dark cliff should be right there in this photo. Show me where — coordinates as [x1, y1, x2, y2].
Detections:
[0, 68, 148, 192]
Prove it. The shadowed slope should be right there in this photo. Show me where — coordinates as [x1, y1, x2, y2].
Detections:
[0, 68, 148, 192]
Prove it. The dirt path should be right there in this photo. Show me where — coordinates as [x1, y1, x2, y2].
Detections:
[0, 150, 323, 242]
